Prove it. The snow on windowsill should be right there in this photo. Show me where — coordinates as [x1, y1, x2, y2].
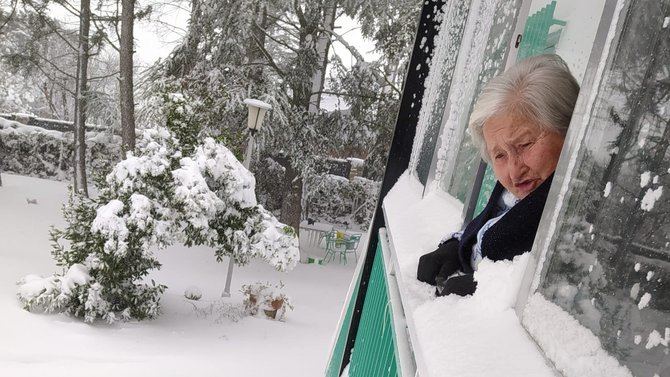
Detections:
[382, 172, 555, 377]
[383, 172, 464, 310]
[523, 293, 635, 377]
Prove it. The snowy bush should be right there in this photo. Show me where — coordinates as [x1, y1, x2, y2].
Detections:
[241, 281, 293, 321]
[184, 286, 203, 301]
[0, 117, 120, 180]
[304, 174, 379, 230]
[17, 126, 299, 323]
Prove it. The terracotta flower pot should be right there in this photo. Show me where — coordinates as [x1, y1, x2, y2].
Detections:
[271, 298, 284, 310]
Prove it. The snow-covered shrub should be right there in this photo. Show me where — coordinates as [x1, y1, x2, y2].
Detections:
[241, 281, 293, 321]
[17, 126, 299, 323]
[0, 117, 120, 180]
[161, 90, 200, 155]
[184, 286, 203, 301]
[304, 174, 380, 230]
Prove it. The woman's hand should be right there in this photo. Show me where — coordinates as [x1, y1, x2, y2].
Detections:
[436, 274, 477, 296]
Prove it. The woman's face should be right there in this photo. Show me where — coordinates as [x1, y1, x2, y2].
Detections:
[483, 113, 565, 199]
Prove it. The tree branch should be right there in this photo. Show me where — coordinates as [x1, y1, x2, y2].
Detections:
[89, 70, 120, 81]
[312, 90, 382, 100]
[0, 0, 17, 35]
[321, 28, 401, 95]
[254, 22, 299, 53]
[266, 13, 301, 33]
[56, 0, 82, 18]
[32, 64, 76, 96]
[251, 33, 285, 77]
[91, 17, 120, 52]
[293, 0, 306, 28]
[21, 1, 78, 52]
[32, 49, 77, 80]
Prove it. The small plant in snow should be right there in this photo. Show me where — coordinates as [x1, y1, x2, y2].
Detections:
[242, 281, 293, 321]
[17, 120, 299, 323]
[184, 286, 203, 301]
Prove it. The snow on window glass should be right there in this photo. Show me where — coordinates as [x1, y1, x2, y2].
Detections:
[410, 0, 471, 185]
[433, 0, 521, 201]
[528, 1, 670, 375]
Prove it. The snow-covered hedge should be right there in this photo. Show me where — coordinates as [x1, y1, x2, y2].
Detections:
[0, 117, 121, 180]
[304, 174, 380, 230]
[17, 127, 299, 323]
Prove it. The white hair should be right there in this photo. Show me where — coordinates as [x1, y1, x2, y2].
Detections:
[468, 54, 579, 162]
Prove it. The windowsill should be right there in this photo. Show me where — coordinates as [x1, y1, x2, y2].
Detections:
[382, 172, 556, 377]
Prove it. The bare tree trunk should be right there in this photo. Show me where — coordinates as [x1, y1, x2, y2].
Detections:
[277, 156, 303, 235]
[61, 89, 69, 120]
[120, 0, 136, 155]
[277, 1, 338, 235]
[308, 0, 337, 112]
[244, 1, 268, 90]
[73, 0, 91, 197]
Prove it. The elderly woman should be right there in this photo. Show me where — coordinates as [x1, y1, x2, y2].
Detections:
[417, 54, 579, 296]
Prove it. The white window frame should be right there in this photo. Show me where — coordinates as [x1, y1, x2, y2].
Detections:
[514, 0, 627, 316]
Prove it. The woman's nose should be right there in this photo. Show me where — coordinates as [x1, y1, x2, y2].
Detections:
[509, 154, 529, 180]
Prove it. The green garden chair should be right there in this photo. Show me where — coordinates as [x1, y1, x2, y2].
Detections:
[342, 234, 362, 265]
[324, 231, 362, 265]
[323, 231, 346, 264]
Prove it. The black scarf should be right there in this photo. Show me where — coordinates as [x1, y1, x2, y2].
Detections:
[457, 174, 554, 273]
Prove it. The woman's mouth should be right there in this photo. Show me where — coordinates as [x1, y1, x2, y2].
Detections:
[514, 179, 538, 194]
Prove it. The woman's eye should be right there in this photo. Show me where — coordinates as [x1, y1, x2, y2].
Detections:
[494, 153, 505, 160]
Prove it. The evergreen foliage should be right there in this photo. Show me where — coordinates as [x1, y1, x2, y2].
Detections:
[18, 107, 300, 323]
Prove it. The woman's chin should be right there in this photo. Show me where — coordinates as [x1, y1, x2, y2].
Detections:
[512, 179, 541, 199]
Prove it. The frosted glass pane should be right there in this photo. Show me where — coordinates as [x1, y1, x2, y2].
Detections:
[531, 1, 670, 375]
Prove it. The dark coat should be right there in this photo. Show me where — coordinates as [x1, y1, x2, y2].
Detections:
[417, 175, 554, 295]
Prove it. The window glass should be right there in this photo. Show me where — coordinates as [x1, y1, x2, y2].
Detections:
[434, 0, 522, 202]
[531, 1, 670, 375]
[411, 0, 471, 185]
[522, 0, 607, 81]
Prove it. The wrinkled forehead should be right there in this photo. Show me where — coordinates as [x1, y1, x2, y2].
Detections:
[483, 114, 543, 148]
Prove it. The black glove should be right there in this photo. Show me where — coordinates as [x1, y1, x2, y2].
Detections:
[436, 274, 477, 297]
[417, 238, 460, 285]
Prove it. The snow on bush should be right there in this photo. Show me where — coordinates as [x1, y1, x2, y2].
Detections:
[304, 174, 379, 230]
[0, 117, 120, 180]
[242, 281, 293, 321]
[17, 126, 299, 323]
[184, 286, 203, 301]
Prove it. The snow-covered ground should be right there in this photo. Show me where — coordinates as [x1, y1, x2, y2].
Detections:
[0, 173, 356, 376]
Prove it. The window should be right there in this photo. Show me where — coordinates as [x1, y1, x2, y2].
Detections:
[469, 0, 610, 217]
[433, 0, 522, 201]
[411, 0, 471, 185]
[523, 1, 670, 375]
[521, 0, 607, 82]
